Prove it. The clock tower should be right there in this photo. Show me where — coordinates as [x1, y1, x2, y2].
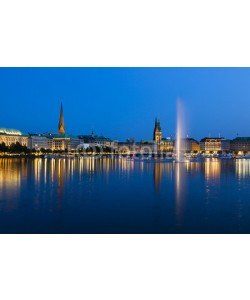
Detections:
[153, 118, 162, 144]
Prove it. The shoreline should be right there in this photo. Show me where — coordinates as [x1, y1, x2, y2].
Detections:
[0, 154, 250, 160]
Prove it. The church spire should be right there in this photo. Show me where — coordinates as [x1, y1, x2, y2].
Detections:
[58, 102, 65, 135]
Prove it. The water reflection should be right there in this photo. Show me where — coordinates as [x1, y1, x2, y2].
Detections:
[1, 157, 250, 233]
[235, 159, 250, 178]
[0, 158, 137, 198]
[0, 159, 28, 211]
[0, 159, 21, 189]
[204, 158, 221, 180]
[154, 163, 163, 193]
[175, 163, 186, 226]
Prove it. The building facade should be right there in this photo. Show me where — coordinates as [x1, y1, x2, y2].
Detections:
[153, 118, 162, 144]
[79, 133, 118, 149]
[174, 138, 200, 153]
[159, 138, 174, 152]
[152, 119, 174, 152]
[230, 137, 250, 153]
[28, 134, 49, 150]
[38, 102, 81, 152]
[200, 138, 230, 153]
[46, 134, 80, 151]
[0, 128, 28, 147]
[118, 140, 156, 154]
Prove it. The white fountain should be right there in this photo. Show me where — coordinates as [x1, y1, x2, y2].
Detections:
[175, 99, 188, 163]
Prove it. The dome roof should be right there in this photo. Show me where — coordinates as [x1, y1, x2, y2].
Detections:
[0, 128, 22, 136]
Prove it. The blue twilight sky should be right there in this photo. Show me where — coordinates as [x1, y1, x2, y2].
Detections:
[0, 68, 250, 141]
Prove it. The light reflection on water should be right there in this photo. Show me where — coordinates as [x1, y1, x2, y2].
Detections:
[204, 158, 221, 180]
[175, 162, 184, 226]
[235, 159, 250, 178]
[0, 157, 250, 233]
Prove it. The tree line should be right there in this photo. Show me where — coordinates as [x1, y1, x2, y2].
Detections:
[0, 142, 31, 153]
[0, 142, 115, 154]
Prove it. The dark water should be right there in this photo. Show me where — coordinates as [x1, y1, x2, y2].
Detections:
[0, 157, 250, 233]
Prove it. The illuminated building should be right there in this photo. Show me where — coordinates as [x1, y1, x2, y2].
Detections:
[159, 137, 174, 152]
[28, 134, 49, 150]
[0, 128, 28, 147]
[79, 132, 118, 149]
[152, 119, 173, 152]
[153, 118, 162, 144]
[118, 118, 174, 154]
[117, 140, 153, 154]
[58, 102, 65, 135]
[46, 133, 80, 151]
[44, 103, 80, 151]
[200, 137, 230, 153]
[230, 137, 250, 153]
[174, 138, 200, 153]
[188, 138, 200, 152]
[118, 140, 136, 154]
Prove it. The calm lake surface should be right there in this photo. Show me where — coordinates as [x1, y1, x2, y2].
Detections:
[0, 157, 250, 233]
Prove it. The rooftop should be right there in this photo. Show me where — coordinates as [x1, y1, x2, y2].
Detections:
[200, 137, 225, 142]
[44, 133, 78, 139]
[232, 137, 250, 141]
[0, 128, 22, 136]
[79, 134, 113, 142]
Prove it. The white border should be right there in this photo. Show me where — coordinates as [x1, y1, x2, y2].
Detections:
[0, 0, 250, 67]
[0, 235, 249, 300]
[1, 1, 250, 300]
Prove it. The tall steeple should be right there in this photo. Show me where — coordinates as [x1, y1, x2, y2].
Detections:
[153, 118, 162, 144]
[58, 102, 65, 135]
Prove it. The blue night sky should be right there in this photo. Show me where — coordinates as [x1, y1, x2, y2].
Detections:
[0, 68, 250, 141]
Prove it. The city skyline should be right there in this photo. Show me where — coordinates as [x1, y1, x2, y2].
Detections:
[1, 68, 250, 140]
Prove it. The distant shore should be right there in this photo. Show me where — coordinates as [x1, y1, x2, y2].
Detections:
[0, 153, 250, 160]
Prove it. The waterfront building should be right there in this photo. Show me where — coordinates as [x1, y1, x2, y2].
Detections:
[118, 140, 136, 154]
[0, 128, 28, 147]
[119, 119, 174, 155]
[69, 137, 82, 151]
[159, 137, 174, 152]
[118, 140, 158, 155]
[79, 133, 118, 149]
[47, 134, 69, 151]
[139, 140, 157, 154]
[152, 119, 174, 153]
[230, 137, 250, 153]
[200, 137, 230, 153]
[174, 138, 200, 153]
[41, 102, 81, 151]
[46, 133, 80, 151]
[28, 134, 49, 150]
[153, 118, 162, 144]
[188, 138, 200, 152]
[117, 139, 145, 154]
